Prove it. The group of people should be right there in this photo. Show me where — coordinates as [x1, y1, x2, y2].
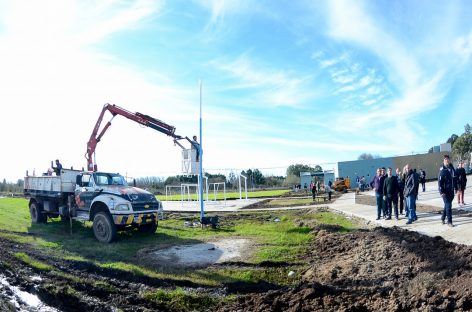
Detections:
[355, 175, 369, 190]
[309, 180, 332, 201]
[369, 155, 468, 227]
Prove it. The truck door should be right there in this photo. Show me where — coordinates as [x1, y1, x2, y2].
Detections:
[75, 174, 94, 210]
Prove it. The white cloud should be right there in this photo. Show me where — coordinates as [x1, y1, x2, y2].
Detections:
[358, 75, 373, 87]
[332, 74, 355, 84]
[366, 86, 381, 95]
[327, 0, 421, 89]
[337, 84, 356, 93]
[212, 54, 313, 107]
[319, 58, 339, 68]
[454, 29, 472, 62]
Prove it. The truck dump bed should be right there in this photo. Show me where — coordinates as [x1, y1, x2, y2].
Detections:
[24, 169, 81, 195]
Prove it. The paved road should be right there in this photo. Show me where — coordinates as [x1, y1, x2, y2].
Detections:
[329, 180, 472, 246]
[161, 198, 265, 212]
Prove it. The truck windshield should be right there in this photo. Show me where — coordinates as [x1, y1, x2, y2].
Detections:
[93, 173, 128, 186]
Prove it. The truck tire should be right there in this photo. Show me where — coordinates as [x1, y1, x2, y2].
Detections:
[93, 212, 117, 243]
[30, 202, 47, 224]
[138, 222, 158, 234]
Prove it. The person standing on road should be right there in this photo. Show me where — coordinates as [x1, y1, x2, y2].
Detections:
[381, 167, 388, 217]
[396, 168, 405, 215]
[325, 183, 332, 201]
[420, 169, 426, 192]
[383, 167, 400, 220]
[413, 169, 420, 199]
[404, 164, 419, 225]
[456, 160, 467, 207]
[438, 155, 456, 226]
[311, 182, 317, 201]
[370, 168, 385, 220]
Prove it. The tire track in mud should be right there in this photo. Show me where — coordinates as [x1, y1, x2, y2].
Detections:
[0, 235, 216, 311]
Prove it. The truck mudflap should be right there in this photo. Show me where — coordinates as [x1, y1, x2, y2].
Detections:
[113, 212, 158, 225]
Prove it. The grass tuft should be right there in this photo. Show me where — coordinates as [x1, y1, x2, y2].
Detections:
[14, 252, 52, 271]
[143, 287, 219, 311]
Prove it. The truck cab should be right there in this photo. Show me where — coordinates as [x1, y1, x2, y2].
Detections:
[24, 170, 162, 243]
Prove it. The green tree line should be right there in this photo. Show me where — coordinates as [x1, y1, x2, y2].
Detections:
[431, 123, 472, 161]
[0, 179, 24, 195]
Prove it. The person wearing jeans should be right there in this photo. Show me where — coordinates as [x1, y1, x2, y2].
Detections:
[438, 154, 456, 226]
[404, 164, 419, 225]
[370, 168, 385, 220]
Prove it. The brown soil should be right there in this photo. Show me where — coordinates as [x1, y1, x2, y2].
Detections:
[217, 226, 472, 312]
[3, 210, 472, 311]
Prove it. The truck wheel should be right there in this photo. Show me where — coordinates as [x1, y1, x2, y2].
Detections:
[30, 202, 47, 224]
[138, 222, 158, 234]
[93, 212, 117, 243]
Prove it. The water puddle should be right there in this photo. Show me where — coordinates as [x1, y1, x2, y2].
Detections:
[152, 238, 250, 267]
[0, 274, 59, 312]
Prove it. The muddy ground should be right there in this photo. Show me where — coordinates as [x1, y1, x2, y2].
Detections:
[3, 209, 472, 311]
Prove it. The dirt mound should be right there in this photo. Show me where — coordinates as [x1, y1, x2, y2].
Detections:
[217, 226, 472, 311]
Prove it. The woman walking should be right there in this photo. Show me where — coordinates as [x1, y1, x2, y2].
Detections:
[456, 161, 467, 207]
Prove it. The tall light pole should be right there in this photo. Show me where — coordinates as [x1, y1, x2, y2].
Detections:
[198, 81, 204, 221]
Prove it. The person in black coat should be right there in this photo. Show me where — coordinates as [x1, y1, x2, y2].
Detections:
[438, 155, 456, 226]
[311, 183, 317, 201]
[456, 161, 467, 207]
[383, 167, 400, 219]
[405, 164, 419, 224]
[396, 168, 405, 215]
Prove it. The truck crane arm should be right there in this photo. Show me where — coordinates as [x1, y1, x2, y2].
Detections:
[86, 103, 182, 171]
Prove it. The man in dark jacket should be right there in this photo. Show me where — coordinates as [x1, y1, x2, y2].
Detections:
[383, 167, 400, 219]
[396, 168, 405, 215]
[370, 168, 385, 220]
[404, 164, 419, 224]
[438, 155, 456, 226]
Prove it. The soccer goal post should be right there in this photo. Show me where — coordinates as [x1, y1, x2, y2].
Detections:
[239, 174, 248, 200]
[209, 182, 226, 202]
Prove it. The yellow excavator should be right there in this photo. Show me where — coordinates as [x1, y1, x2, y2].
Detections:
[332, 177, 350, 192]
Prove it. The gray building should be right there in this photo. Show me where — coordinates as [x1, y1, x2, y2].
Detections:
[300, 170, 335, 189]
[336, 152, 446, 189]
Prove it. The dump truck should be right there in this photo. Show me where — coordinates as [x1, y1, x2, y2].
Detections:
[24, 169, 162, 243]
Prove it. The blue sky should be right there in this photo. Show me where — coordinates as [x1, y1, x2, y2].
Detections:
[1, 0, 472, 182]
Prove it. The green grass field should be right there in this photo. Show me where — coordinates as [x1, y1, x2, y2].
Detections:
[157, 189, 290, 201]
[0, 197, 357, 289]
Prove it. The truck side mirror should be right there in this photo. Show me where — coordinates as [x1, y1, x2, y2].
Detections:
[76, 175, 82, 187]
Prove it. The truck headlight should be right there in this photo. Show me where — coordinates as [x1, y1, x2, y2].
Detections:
[115, 204, 130, 211]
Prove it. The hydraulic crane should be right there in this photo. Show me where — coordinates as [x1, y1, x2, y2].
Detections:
[85, 103, 184, 171]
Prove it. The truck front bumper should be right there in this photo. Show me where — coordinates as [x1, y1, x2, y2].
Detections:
[113, 212, 158, 225]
